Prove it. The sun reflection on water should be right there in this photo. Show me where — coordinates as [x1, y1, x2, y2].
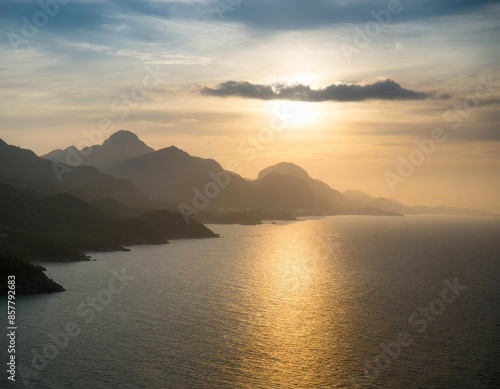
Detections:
[230, 221, 353, 387]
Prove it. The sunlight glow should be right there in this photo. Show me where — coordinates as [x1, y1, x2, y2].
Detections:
[268, 101, 319, 129]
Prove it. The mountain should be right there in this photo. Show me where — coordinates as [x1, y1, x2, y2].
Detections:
[42, 131, 490, 217]
[44, 132, 357, 215]
[103, 145, 230, 205]
[0, 138, 159, 208]
[343, 190, 407, 213]
[249, 164, 355, 214]
[43, 130, 155, 170]
[342, 190, 378, 203]
[342, 189, 493, 216]
[0, 180, 217, 293]
[258, 162, 311, 180]
[0, 181, 218, 261]
[41, 132, 398, 215]
[102, 144, 355, 214]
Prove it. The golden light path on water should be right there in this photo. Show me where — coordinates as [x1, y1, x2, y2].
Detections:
[226, 220, 354, 388]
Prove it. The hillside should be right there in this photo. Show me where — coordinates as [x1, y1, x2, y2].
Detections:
[0, 248, 65, 294]
[0, 182, 218, 261]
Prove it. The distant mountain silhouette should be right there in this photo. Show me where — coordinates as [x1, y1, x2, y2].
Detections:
[250, 166, 355, 214]
[42, 130, 155, 170]
[103, 145, 229, 205]
[98, 141, 355, 214]
[343, 190, 407, 213]
[44, 132, 358, 214]
[342, 190, 378, 203]
[342, 189, 492, 216]
[258, 162, 311, 180]
[0, 138, 156, 207]
[42, 131, 491, 217]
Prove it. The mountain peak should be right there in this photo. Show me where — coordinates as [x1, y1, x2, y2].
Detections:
[107, 130, 140, 142]
[157, 145, 190, 157]
[103, 130, 147, 148]
[43, 130, 155, 169]
[257, 162, 311, 180]
[164, 145, 184, 152]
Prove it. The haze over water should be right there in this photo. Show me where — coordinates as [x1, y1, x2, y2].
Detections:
[2, 215, 499, 388]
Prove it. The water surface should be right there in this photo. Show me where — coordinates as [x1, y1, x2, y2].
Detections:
[2, 216, 499, 388]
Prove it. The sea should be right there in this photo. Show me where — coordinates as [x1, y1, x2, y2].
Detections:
[1, 215, 499, 388]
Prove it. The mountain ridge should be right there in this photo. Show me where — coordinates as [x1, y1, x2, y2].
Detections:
[0, 138, 160, 208]
[41, 131, 494, 217]
[42, 130, 155, 170]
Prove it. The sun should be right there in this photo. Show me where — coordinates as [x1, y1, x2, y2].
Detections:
[268, 100, 318, 129]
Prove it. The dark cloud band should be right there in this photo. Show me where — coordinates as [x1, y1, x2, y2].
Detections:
[0, 0, 495, 38]
[200, 79, 447, 102]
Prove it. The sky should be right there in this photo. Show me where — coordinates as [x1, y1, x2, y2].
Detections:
[0, 0, 499, 211]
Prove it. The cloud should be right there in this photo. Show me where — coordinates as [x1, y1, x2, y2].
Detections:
[200, 79, 447, 102]
[58, 39, 112, 54]
[1, 0, 496, 40]
[222, 0, 498, 30]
